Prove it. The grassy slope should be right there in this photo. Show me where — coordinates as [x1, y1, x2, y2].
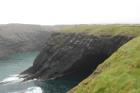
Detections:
[61, 24, 140, 36]
[69, 36, 140, 93]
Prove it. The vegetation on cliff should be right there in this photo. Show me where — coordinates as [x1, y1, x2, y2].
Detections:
[61, 24, 140, 36]
[69, 36, 140, 93]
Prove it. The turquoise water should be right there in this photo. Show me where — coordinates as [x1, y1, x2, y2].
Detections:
[0, 52, 83, 93]
[0, 52, 38, 80]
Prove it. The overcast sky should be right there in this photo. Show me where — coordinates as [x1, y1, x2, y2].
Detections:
[0, 0, 139, 25]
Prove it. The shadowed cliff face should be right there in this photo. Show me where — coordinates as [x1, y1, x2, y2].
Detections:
[22, 32, 133, 81]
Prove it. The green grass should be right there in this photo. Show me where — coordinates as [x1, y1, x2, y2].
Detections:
[61, 24, 140, 36]
[69, 36, 140, 93]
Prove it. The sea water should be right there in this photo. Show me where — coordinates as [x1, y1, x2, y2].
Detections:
[0, 52, 83, 93]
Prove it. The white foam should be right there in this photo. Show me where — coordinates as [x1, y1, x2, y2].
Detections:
[25, 87, 43, 93]
[0, 75, 43, 93]
[9, 87, 43, 93]
[0, 74, 24, 84]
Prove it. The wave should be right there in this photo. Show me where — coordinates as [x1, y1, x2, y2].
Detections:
[0, 74, 43, 93]
[10, 87, 43, 93]
[0, 74, 24, 84]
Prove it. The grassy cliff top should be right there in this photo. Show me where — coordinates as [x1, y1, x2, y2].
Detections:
[69, 36, 140, 93]
[61, 24, 140, 36]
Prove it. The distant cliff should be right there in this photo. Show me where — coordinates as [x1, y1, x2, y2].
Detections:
[0, 24, 53, 58]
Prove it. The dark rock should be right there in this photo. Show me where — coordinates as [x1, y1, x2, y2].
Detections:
[21, 32, 133, 80]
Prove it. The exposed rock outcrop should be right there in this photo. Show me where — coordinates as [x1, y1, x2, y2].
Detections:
[68, 36, 140, 93]
[22, 32, 133, 81]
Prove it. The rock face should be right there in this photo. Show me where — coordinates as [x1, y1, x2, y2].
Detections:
[0, 24, 53, 58]
[22, 32, 133, 81]
[68, 36, 140, 93]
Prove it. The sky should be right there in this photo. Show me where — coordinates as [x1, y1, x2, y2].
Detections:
[0, 0, 139, 25]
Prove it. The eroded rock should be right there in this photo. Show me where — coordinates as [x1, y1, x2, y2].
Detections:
[21, 32, 133, 81]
